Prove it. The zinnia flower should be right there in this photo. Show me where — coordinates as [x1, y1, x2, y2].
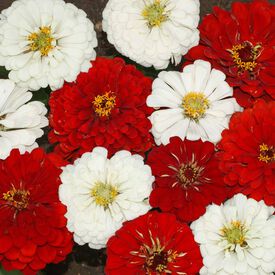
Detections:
[0, 0, 97, 91]
[147, 60, 241, 145]
[0, 149, 73, 275]
[0, 79, 48, 159]
[102, 0, 200, 69]
[49, 57, 153, 161]
[106, 211, 203, 274]
[218, 100, 275, 206]
[191, 194, 275, 275]
[185, 0, 275, 108]
[59, 147, 154, 249]
[148, 137, 227, 222]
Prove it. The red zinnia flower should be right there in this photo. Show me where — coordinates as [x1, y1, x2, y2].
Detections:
[148, 137, 227, 222]
[106, 211, 202, 275]
[0, 149, 73, 275]
[49, 57, 153, 161]
[218, 100, 275, 206]
[185, 0, 275, 108]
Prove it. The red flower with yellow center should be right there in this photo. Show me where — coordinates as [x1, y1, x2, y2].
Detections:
[185, 0, 275, 108]
[106, 212, 202, 275]
[0, 149, 72, 275]
[147, 137, 227, 222]
[218, 100, 275, 206]
[49, 57, 153, 161]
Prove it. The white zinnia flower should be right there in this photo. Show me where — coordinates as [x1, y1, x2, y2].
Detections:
[0, 0, 97, 91]
[102, 0, 200, 69]
[0, 79, 48, 159]
[59, 147, 154, 249]
[147, 60, 242, 145]
[191, 194, 275, 275]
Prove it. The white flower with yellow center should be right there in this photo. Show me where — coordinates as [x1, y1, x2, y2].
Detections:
[191, 194, 275, 275]
[147, 60, 242, 145]
[0, 79, 48, 159]
[0, 0, 97, 91]
[102, 0, 200, 69]
[59, 147, 154, 249]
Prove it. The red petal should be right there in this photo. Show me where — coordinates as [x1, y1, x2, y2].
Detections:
[21, 241, 37, 257]
[0, 235, 12, 253]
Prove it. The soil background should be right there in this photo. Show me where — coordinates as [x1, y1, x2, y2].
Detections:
[0, 0, 274, 274]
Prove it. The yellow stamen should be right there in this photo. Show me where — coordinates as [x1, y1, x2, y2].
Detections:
[91, 182, 118, 208]
[28, 26, 54, 56]
[131, 230, 182, 274]
[142, 0, 169, 28]
[258, 143, 275, 163]
[92, 92, 116, 117]
[229, 42, 261, 72]
[221, 221, 247, 247]
[3, 187, 30, 210]
[182, 92, 209, 121]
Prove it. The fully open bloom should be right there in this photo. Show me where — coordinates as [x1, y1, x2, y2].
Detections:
[59, 147, 154, 249]
[0, 149, 73, 275]
[218, 100, 275, 206]
[0, 79, 48, 159]
[102, 0, 200, 69]
[191, 194, 275, 275]
[147, 60, 242, 145]
[148, 137, 227, 222]
[0, 0, 97, 91]
[185, 0, 275, 108]
[106, 211, 203, 274]
[49, 57, 153, 161]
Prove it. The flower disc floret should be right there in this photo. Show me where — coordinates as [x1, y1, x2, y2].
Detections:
[28, 26, 54, 56]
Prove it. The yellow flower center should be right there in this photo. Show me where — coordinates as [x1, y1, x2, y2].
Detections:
[229, 42, 261, 72]
[182, 92, 209, 121]
[221, 221, 247, 247]
[3, 187, 30, 211]
[28, 26, 54, 56]
[258, 143, 275, 163]
[91, 182, 118, 208]
[92, 92, 116, 117]
[142, 0, 169, 28]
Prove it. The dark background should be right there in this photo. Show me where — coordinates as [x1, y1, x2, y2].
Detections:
[0, 0, 274, 274]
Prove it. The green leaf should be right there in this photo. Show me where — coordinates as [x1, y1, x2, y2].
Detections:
[30, 86, 51, 106]
[0, 266, 46, 275]
[0, 266, 21, 275]
[0, 67, 9, 79]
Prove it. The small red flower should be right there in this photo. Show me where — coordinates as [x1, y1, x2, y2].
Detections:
[106, 211, 202, 275]
[185, 0, 275, 108]
[49, 57, 153, 161]
[148, 137, 227, 222]
[218, 100, 275, 206]
[0, 149, 73, 275]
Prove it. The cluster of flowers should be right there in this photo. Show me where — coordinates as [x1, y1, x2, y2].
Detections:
[0, 0, 274, 274]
